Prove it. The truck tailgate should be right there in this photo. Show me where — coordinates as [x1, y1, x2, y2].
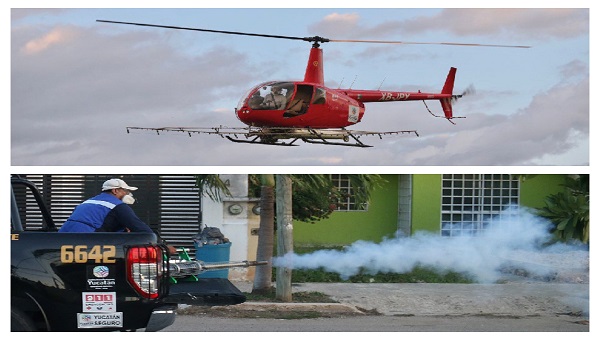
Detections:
[165, 278, 246, 306]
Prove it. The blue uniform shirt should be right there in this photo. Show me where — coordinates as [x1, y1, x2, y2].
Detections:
[59, 192, 153, 233]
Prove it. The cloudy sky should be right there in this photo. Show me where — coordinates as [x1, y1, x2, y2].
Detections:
[9, 5, 590, 166]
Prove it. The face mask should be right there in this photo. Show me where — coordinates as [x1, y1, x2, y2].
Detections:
[122, 193, 135, 205]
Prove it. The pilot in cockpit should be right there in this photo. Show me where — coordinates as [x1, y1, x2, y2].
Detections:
[261, 85, 287, 110]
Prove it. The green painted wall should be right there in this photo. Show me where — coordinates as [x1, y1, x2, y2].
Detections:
[519, 174, 566, 209]
[293, 175, 398, 246]
[411, 174, 442, 234]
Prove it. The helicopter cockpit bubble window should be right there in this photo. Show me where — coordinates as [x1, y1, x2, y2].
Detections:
[247, 82, 294, 110]
[237, 85, 264, 111]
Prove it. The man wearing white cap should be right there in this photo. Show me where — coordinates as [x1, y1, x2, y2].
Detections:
[59, 178, 154, 233]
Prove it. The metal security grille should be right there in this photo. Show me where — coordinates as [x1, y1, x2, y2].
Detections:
[157, 175, 202, 254]
[331, 174, 368, 211]
[11, 174, 83, 230]
[440, 174, 520, 236]
[11, 175, 202, 254]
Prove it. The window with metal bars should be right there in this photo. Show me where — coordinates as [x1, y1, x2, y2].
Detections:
[440, 174, 520, 236]
[330, 174, 368, 211]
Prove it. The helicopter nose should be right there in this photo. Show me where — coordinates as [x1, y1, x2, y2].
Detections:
[235, 107, 253, 124]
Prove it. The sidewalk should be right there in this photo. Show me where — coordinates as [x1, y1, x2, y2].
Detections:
[230, 281, 589, 318]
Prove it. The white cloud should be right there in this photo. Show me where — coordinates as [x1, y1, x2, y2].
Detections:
[401, 9, 589, 40]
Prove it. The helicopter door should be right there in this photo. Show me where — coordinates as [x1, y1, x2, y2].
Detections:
[284, 84, 313, 117]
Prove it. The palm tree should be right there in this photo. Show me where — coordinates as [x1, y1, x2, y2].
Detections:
[252, 175, 275, 294]
[195, 175, 232, 201]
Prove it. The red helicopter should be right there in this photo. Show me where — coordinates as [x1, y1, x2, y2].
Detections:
[98, 20, 529, 147]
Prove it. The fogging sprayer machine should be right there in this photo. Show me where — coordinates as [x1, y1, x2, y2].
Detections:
[167, 247, 268, 283]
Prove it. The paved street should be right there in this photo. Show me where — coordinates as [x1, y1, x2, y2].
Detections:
[164, 313, 588, 332]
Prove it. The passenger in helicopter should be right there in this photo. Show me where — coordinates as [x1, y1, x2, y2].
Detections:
[283, 98, 307, 118]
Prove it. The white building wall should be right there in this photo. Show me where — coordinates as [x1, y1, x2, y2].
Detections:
[200, 174, 259, 281]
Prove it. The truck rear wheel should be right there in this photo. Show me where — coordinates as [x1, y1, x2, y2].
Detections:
[11, 308, 37, 332]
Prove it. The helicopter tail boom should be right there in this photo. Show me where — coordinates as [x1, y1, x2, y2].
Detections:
[342, 67, 457, 106]
[341, 67, 464, 122]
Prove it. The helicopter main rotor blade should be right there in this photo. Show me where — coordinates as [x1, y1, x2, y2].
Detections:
[96, 20, 328, 43]
[97, 20, 529, 48]
[330, 39, 531, 49]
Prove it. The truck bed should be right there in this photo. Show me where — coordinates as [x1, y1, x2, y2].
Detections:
[166, 278, 246, 306]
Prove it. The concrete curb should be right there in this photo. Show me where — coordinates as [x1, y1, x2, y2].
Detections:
[213, 301, 366, 315]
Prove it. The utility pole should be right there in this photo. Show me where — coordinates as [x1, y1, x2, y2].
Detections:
[275, 174, 293, 302]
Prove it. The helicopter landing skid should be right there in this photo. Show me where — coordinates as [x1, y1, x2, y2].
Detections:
[225, 135, 300, 147]
[225, 133, 371, 148]
[302, 139, 372, 147]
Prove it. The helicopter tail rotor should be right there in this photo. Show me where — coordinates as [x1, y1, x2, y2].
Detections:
[452, 84, 476, 103]
[450, 84, 476, 111]
[430, 68, 472, 123]
[438, 85, 474, 124]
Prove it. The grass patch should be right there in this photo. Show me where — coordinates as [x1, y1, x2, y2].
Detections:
[289, 266, 474, 283]
[288, 245, 475, 284]
[245, 287, 337, 303]
[177, 305, 328, 319]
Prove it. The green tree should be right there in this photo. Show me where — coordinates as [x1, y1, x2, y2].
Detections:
[249, 174, 385, 223]
[537, 175, 589, 244]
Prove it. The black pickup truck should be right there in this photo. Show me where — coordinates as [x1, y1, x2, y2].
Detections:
[11, 176, 258, 331]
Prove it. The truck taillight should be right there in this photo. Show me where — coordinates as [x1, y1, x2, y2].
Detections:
[126, 245, 164, 299]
